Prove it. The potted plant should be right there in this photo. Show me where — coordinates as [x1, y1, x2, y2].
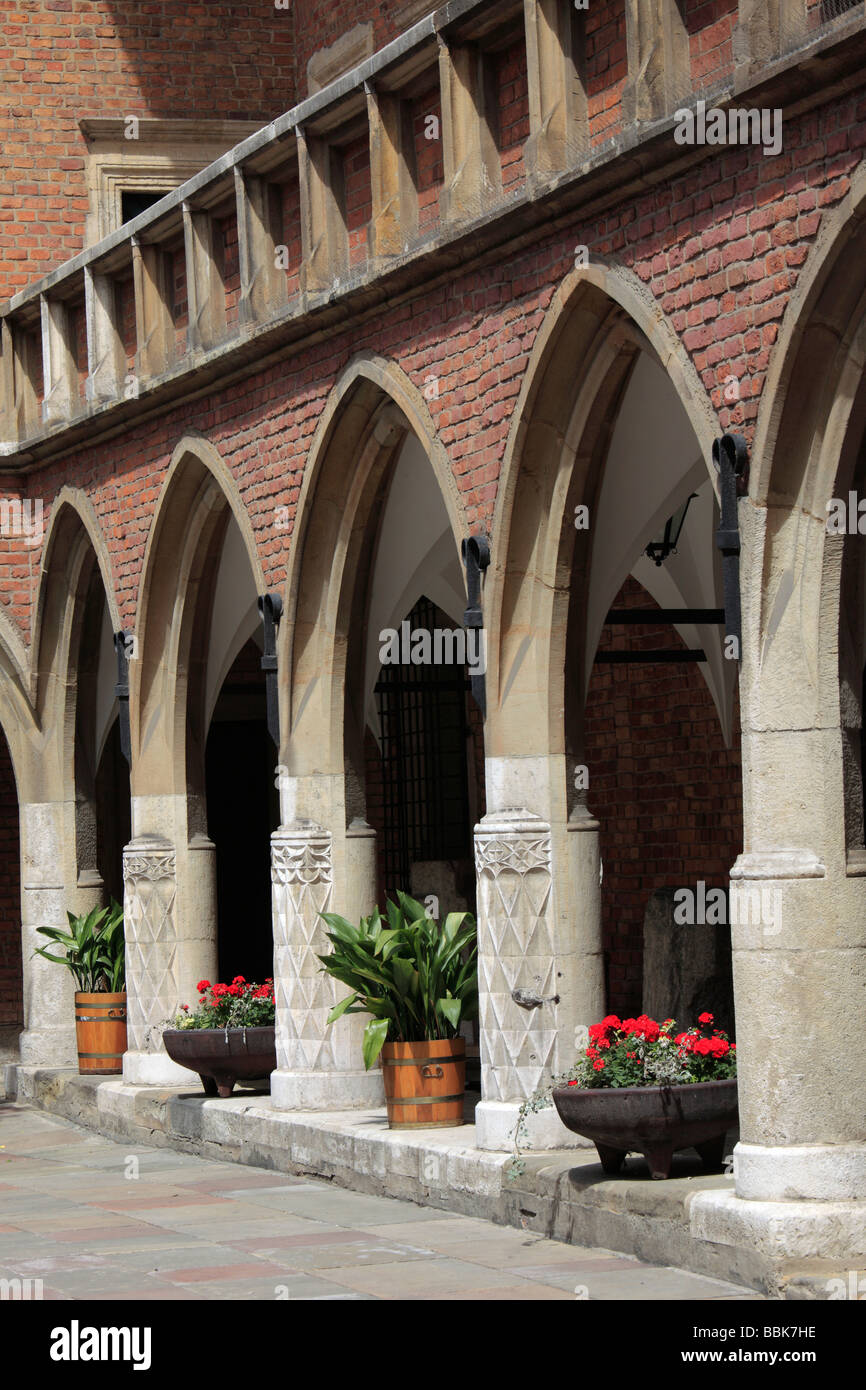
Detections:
[162, 977, 276, 1097]
[33, 901, 127, 1075]
[511, 1012, 738, 1180]
[318, 892, 478, 1129]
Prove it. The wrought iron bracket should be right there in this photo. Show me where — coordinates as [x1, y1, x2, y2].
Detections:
[712, 432, 749, 658]
[461, 533, 490, 717]
[113, 631, 132, 765]
[258, 592, 283, 750]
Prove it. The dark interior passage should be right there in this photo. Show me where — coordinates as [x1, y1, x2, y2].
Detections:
[206, 638, 279, 985]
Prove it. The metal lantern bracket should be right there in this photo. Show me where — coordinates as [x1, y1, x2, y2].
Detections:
[258, 592, 283, 749]
[462, 533, 490, 716]
[599, 434, 748, 664]
[113, 631, 132, 764]
[712, 431, 749, 657]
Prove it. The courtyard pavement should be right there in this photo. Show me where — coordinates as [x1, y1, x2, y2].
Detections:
[0, 1103, 759, 1301]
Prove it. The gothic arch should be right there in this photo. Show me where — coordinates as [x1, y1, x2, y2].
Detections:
[278, 354, 469, 799]
[486, 258, 720, 776]
[132, 434, 265, 799]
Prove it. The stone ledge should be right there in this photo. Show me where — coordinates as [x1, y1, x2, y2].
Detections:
[9, 1064, 853, 1298]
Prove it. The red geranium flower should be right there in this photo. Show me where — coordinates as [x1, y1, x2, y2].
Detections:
[592, 1059, 605, 1071]
[698, 1012, 714, 1025]
[197, 980, 210, 993]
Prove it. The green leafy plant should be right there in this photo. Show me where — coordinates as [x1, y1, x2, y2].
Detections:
[317, 891, 478, 1070]
[33, 900, 125, 993]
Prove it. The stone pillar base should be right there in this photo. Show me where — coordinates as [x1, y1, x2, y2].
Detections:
[734, 1141, 866, 1202]
[19, 1026, 78, 1068]
[123, 1050, 199, 1087]
[474, 1099, 590, 1153]
[270, 1066, 385, 1113]
[691, 1188, 866, 1265]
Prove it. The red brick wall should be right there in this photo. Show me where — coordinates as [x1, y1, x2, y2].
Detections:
[0, 0, 296, 300]
[584, 576, 743, 1017]
[413, 85, 443, 235]
[494, 37, 529, 193]
[586, 0, 628, 147]
[0, 81, 859, 650]
[344, 134, 372, 268]
[685, 0, 738, 93]
[0, 727, 21, 1031]
[292, 1, 438, 94]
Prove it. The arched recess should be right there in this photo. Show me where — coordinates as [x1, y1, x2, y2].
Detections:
[125, 435, 268, 1082]
[474, 261, 738, 1151]
[744, 162, 866, 863]
[20, 491, 124, 1065]
[270, 355, 470, 1112]
[723, 166, 866, 1198]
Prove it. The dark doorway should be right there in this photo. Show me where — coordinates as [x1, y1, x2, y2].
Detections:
[372, 596, 478, 905]
[95, 717, 132, 905]
[206, 638, 278, 984]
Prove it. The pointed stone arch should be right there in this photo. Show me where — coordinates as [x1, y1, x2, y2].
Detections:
[123, 433, 265, 1083]
[690, 168, 866, 1218]
[16, 489, 120, 1067]
[474, 259, 726, 1151]
[270, 353, 469, 1113]
[487, 259, 718, 763]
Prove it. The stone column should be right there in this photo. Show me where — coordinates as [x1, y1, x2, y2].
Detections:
[131, 236, 174, 381]
[270, 819, 384, 1111]
[297, 127, 348, 294]
[565, 804, 606, 1027]
[474, 781, 596, 1151]
[182, 204, 226, 353]
[366, 84, 417, 261]
[692, 505, 866, 1267]
[122, 828, 217, 1085]
[18, 803, 77, 1067]
[40, 294, 77, 426]
[234, 167, 287, 327]
[438, 35, 500, 224]
[523, 0, 588, 180]
[84, 266, 125, 404]
[621, 0, 690, 125]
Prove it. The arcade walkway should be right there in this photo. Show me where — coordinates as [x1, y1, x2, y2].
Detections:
[0, 1105, 756, 1301]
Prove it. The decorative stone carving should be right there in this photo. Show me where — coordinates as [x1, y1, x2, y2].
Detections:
[474, 810, 558, 1102]
[122, 837, 178, 1052]
[271, 823, 335, 1073]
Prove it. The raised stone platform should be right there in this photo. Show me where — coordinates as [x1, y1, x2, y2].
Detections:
[5, 1064, 854, 1298]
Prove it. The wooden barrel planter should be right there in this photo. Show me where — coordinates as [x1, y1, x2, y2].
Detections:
[382, 1037, 466, 1129]
[74, 991, 127, 1075]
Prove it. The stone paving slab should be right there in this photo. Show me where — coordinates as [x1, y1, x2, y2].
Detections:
[0, 1104, 756, 1301]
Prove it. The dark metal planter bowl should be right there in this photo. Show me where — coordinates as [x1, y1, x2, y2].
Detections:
[552, 1078, 738, 1180]
[162, 1026, 276, 1098]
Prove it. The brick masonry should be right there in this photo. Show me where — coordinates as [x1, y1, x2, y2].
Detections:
[0, 5, 860, 1026]
[585, 576, 742, 1018]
